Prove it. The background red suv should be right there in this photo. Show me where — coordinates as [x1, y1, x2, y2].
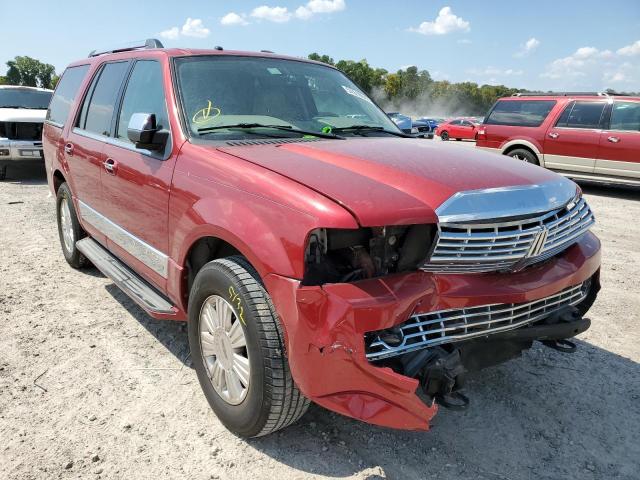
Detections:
[476, 93, 640, 186]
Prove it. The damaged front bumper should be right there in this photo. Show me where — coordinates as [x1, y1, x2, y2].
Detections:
[264, 231, 601, 431]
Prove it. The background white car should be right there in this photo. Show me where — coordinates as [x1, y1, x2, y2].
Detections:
[0, 85, 52, 180]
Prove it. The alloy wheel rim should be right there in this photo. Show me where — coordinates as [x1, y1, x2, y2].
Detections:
[60, 197, 74, 253]
[199, 295, 250, 405]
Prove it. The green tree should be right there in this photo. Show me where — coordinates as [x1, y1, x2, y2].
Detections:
[308, 53, 335, 66]
[4, 56, 57, 89]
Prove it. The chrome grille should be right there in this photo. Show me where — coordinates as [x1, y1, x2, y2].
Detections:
[365, 282, 588, 360]
[423, 197, 594, 273]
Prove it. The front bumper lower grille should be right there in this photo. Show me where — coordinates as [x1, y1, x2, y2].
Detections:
[422, 197, 595, 273]
[365, 282, 589, 361]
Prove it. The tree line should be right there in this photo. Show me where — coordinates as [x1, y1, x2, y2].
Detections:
[308, 52, 523, 117]
[0, 56, 58, 89]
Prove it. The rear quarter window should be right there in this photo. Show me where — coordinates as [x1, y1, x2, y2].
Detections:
[46, 65, 90, 127]
[485, 100, 556, 127]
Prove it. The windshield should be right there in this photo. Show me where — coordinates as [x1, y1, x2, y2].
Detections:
[0, 88, 52, 109]
[174, 55, 401, 139]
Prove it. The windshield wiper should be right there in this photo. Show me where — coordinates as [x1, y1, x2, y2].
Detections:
[197, 123, 343, 139]
[0, 105, 28, 109]
[330, 125, 412, 138]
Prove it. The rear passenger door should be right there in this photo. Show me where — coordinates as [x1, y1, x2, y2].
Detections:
[543, 100, 606, 173]
[65, 61, 130, 244]
[595, 100, 640, 180]
[100, 59, 176, 289]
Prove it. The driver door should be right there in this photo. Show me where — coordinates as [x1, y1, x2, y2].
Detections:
[100, 59, 176, 289]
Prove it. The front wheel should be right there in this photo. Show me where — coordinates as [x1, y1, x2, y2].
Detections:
[440, 131, 449, 141]
[188, 256, 309, 437]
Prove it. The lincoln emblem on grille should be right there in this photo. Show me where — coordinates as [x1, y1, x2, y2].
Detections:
[526, 227, 549, 259]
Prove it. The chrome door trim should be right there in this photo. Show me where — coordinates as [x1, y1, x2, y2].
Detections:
[78, 200, 168, 277]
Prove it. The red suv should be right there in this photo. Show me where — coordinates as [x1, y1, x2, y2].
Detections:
[43, 41, 601, 437]
[476, 93, 640, 186]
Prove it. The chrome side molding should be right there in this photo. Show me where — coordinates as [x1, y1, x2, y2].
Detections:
[78, 200, 169, 277]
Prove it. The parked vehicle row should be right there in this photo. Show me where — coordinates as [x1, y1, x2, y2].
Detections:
[0, 86, 52, 180]
[477, 93, 640, 186]
[44, 41, 600, 438]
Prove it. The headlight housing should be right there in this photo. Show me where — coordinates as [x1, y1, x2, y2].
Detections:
[303, 225, 435, 285]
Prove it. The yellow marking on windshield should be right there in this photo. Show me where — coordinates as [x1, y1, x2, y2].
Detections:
[192, 100, 221, 124]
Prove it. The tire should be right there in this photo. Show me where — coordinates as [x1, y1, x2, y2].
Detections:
[56, 182, 88, 268]
[0, 165, 7, 181]
[455, 138, 461, 141]
[506, 148, 539, 165]
[188, 256, 309, 437]
[440, 131, 449, 141]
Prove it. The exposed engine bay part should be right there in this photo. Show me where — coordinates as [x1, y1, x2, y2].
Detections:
[302, 225, 434, 285]
[373, 305, 590, 410]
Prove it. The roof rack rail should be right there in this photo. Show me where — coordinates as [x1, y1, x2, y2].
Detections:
[512, 91, 629, 97]
[88, 38, 164, 57]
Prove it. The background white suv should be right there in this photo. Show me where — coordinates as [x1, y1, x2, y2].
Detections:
[0, 85, 52, 180]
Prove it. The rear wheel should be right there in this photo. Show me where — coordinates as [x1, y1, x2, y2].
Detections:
[507, 148, 539, 165]
[440, 131, 449, 141]
[56, 182, 88, 268]
[0, 165, 7, 180]
[188, 256, 309, 437]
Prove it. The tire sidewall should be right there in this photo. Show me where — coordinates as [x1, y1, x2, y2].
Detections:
[56, 183, 85, 266]
[441, 131, 449, 141]
[187, 261, 268, 436]
[508, 148, 538, 165]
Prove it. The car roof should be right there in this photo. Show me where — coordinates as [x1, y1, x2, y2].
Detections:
[0, 85, 53, 92]
[67, 47, 337, 70]
[499, 94, 640, 101]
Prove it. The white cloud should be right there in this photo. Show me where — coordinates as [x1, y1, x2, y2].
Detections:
[540, 42, 640, 90]
[251, 5, 292, 23]
[181, 17, 210, 38]
[468, 67, 523, 76]
[160, 26, 179, 40]
[409, 7, 470, 36]
[221, 12, 249, 26]
[515, 37, 540, 57]
[295, 0, 345, 19]
[617, 40, 640, 56]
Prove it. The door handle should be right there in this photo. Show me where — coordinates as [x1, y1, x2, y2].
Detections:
[103, 158, 118, 175]
[548, 132, 559, 139]
[64, 143, 74, 155]
[607, 136, 620, 143]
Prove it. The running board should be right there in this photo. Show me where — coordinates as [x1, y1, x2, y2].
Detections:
[76, 237, 176, 315]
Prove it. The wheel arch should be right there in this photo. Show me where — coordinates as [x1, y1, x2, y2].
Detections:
[52, 169, 66, 194]
[501, 139, 543, 166]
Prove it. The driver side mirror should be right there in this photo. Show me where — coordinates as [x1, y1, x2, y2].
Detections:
[127, 113, 169, 151]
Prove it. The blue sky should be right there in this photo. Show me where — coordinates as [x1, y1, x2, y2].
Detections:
[2, 0, 639, 91]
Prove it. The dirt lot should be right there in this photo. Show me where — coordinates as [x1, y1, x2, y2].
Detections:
[1, 157, 639, 480]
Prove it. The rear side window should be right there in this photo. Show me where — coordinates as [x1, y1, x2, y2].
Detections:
[555, 101, 606, 129]
[116, 60, 169, 142]
[484, 100, 556, 127]
[46, 65, 89, 126]
[77, 61, 129, 137]
[610, 101, 640, 131]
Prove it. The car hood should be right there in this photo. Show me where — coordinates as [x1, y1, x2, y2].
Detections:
[217, 138, 567, 226]
[0, 108, 47, 123]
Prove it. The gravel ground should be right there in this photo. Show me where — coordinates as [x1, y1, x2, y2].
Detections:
[1, 158, 639, 480]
